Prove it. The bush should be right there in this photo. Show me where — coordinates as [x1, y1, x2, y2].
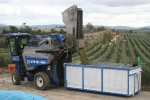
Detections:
[0, 48, 11, 68]
[141, 66, 150, 85]
[102, 31, 113, 44]
[0, 38, 6, 48]
[0, 54, 11, 68]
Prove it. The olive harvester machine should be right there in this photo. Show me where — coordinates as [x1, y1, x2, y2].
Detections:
[5, 5, 84, 90]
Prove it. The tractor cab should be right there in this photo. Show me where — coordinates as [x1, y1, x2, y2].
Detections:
[5, 33, 31, 56]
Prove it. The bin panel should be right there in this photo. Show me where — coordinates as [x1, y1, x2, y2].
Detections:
[138, 73, 141, 90]
[84, 67, 101, 91]
[103, 69, 128, 94]
[135, 73, 141, 93]
[129, 75, 134, 95]
[66, 66, 82, 89]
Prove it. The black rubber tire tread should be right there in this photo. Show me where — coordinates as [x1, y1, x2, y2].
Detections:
[34, 72, 50, 90]
[11, 70, 21, 85]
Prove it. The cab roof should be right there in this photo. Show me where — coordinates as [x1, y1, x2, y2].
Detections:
[5, 33, 30, 37]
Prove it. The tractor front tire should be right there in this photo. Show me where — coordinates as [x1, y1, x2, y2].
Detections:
[34, 72, 50, 90]
[11, 70, 21, 85]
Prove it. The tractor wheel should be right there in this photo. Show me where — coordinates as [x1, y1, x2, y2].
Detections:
[11, 70, 21, 85]
[34, 72, 50, 90]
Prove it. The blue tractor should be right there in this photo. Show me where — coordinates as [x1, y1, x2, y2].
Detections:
[5, 5, 84, 90]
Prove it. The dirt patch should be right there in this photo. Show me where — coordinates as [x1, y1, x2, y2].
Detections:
[141, 85, 150, 91]
[84, 32, 104, 45]
[0, 69, 7, 74]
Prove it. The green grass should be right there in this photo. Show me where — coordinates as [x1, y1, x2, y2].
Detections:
[0, 48, 11, 68]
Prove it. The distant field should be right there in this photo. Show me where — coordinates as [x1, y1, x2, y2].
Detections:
[72, 33, 150, 85]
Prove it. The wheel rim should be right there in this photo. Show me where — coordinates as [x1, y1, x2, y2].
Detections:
[12, 73, 16, 83]
[36, 76, 44, 87]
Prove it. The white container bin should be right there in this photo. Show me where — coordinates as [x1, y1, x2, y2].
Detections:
[64, 62, 142, 96]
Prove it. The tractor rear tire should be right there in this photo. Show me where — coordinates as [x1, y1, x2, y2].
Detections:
[34, 72, 50, 90]
[11, 70, 21, 85]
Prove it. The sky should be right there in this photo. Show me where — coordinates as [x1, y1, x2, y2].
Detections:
[0, 0, 150, 27]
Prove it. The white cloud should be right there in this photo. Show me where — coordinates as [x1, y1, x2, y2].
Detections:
[0, 0, 150, 27]
[89, 0, 150, 7]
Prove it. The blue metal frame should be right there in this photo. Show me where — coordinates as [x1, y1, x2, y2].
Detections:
[127, 70, 129, 95]
[65, 63, 133, 70]
[64, 65, 67, 88]
[5, 33, 30, 37]
[134, 74, 136, 95]
[101, 68, 103, 92]
[64, 63, 142, 96]
[82, 67, 84, 89]
[15, 63, 20, 71]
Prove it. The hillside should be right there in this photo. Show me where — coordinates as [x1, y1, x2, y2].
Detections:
[1, 23, 150, 30]
[73, 33, 150, 85]
[84, 32, 104, 45]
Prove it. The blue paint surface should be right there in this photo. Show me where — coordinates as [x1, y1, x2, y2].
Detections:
[25, 57, 48, 67]
[52, 65, 59, 84]
[0, 90, 47, 100]
[11, 56, 20, 62]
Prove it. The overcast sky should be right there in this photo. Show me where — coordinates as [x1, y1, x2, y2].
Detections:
[0, 0, 150, 27]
